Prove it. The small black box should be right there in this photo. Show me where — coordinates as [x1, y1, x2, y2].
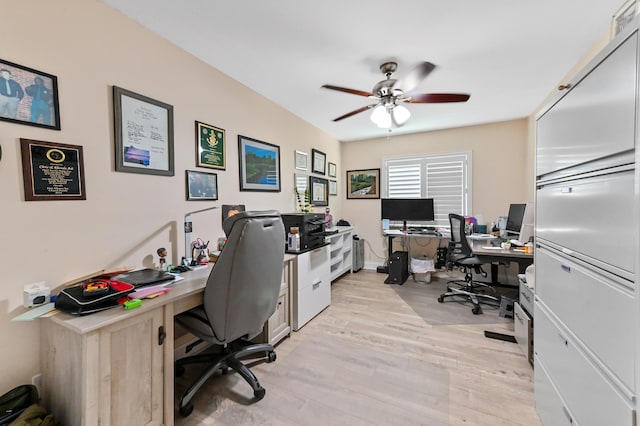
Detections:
[385, 251, 408, 285]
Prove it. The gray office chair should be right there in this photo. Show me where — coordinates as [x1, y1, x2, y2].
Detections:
[438, 213, 498, 314]
[174, 210, 285, 417]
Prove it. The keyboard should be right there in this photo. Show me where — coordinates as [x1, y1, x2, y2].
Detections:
[468, 233, 496, 240]
[509, 239, 525, 247]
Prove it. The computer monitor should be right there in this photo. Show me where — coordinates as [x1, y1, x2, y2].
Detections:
[505, 202, 534, 242]
[381, 198, 435, 231]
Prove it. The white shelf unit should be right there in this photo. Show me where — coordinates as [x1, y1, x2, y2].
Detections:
[325, 226, 354, 281]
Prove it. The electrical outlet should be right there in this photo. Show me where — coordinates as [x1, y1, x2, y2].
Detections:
[32, 373, 42, 396]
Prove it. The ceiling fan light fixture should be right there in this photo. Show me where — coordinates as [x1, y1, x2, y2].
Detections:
[393, 104, 411, 125]
[370, 105, 388, 124]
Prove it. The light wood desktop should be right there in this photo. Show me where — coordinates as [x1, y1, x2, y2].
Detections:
[41, 255, 295, 426]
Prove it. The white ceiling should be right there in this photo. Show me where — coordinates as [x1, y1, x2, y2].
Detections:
[102, 0, 623, 142]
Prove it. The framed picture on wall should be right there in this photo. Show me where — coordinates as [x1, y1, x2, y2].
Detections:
[0, 59, 61, 130]
[346, 168, 380, 199]
[238, 135, 281, 192]
[328, 162, 337, 178]
[309, 175, 328, 206]
[186, 170, 218, 201]
[113, 86, 174, 176]
[311, 148, 326, 175]
[195, 121, 225, 170]
[329, 180, 338, 196]
[295, 150, 308, 171]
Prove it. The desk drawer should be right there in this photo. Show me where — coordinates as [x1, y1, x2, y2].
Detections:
[514, 302, 532, 364]
[518, 279, 534, 315]
[535, 305, 634, 426]
[536, 247, 635, 390]
[536, 169, 634, 275]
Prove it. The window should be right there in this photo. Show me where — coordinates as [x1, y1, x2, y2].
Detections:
[382, 152, 472, 229]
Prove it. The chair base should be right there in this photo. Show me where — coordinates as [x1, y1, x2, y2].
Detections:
[175, 339, 276, 417]
[438, 280, 499, 315]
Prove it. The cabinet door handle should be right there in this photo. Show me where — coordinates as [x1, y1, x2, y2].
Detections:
[562, 406, 573, 423]
[158, 326, 166, 346]
[515, 312, 524, 323]
[560, 187, 572, 193]
[312, 280, 321, 289]
[558, 333, 568, 347]
[561, 264, 571, 273]
[558, 83, 572, 91]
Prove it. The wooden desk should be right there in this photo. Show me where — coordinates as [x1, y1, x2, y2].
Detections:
[41, 255, 295, 426]
[471, 241, 533, 285]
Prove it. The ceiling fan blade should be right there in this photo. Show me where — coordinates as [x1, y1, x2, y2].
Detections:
[392, 62, 435, 94]
[332, 104, 378, 122]
[406, 93, 470, 103]
[322, 84, 374, 97]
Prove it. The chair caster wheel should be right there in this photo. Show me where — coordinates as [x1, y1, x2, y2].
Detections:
[175, 364, 185, 377]
[179, 402, 193, 417]
[267, 351, 277, 362]
[437, 296, 444, 303]
[472, 306, 482, 315]
[254, 387, 266, 401]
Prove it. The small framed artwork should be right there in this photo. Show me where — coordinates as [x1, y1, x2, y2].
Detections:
[238, 135, 281, 192]
[0, 59, 61, 130]
[186, 170, 218, 201]
[329, 180, 338, 196]
[309, 176, 328, 206]
[311, 148, 326, 175]
[295, 150, 308, 171]
[196, 121, 225, 170]
[113, 86, 174, 176]
[347, 168, 380, 199]
[328, 162, 337, 178]
[20, 138, 86, 201]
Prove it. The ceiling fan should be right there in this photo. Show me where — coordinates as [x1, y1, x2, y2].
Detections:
[321, 61, 470, 128]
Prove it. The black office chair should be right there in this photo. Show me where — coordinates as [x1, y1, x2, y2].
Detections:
[174, 210, 286, 417]
[438, 213, 498, 314]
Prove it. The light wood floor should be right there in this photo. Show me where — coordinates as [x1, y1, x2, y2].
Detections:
[175, 270, 542, 425]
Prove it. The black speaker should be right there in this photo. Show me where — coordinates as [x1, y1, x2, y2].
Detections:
[385, 251, 408, 285]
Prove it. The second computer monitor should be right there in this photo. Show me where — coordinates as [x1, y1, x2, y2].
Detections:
[505, 202, 534, 242]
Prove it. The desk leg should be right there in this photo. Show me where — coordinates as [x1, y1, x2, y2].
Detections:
[377, 235, 393, 274]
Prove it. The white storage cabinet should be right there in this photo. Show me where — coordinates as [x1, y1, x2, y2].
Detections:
[325, 226, 354, 281]
[534, 23, 638, 426]
[291, 245, 331, 330]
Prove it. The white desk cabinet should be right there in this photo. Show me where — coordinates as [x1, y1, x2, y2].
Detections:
[325, 226, 353, 281]
[534, 24, 638, 426]
[291, 245, 331, 330]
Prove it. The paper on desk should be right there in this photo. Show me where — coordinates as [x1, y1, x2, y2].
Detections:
[12, 303, 57, 321]
[481, 246, 504, 250]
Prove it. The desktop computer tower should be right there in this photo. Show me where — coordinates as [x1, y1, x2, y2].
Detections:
[352, 237, 364, 272]
[385, 251, 408, 285]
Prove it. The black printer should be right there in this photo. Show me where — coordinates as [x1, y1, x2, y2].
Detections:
[281, 213, 326, 251]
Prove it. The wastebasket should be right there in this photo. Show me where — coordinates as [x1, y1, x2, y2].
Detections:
[411, 256, 435, 283]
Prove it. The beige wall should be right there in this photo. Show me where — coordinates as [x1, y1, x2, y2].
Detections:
[340, 119, 530, 268]
[0, 0, 341, 389]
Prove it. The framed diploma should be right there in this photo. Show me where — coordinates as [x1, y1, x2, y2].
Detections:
[20, 138, 86, 201]
[113, 86, 174, 176]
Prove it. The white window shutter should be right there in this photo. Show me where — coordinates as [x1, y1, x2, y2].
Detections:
[383, 152, 471, 229]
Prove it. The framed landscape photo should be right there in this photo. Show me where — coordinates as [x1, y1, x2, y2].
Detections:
[295, 150, 308, 171]
[309, 176, 328, 206]
[328, 161, 337, 178]
[0, 59, 60, 130]
[186, 170, 218, 201]
[238, 135, 281, 192]
[196, 121, 225, 170]
[113, 86, 174, 176]
[347, 168, 380, 199]
[311, 148, 326, 175]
